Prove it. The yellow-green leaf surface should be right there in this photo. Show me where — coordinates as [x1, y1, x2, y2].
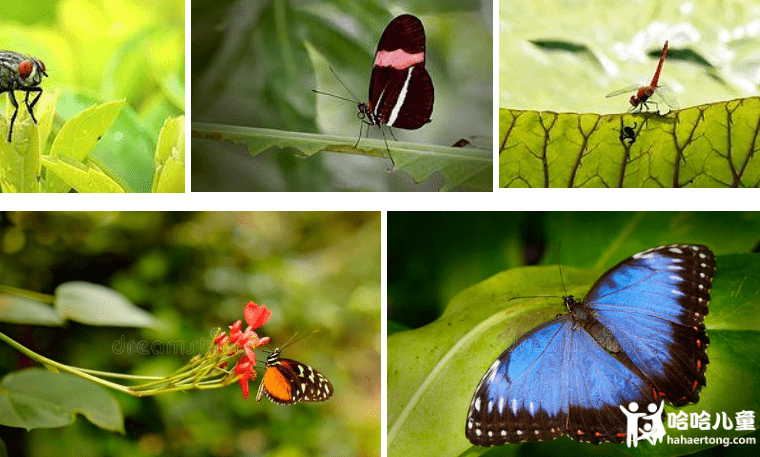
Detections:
[50, 100, 126, 162]
[40, 156, 126, 193]
[43, 99, 126, 193]
[0, 91, 59, 193]
[500, 97, 760, 187]
[192, 124, 492, 191]
[152, 115, 185, 192]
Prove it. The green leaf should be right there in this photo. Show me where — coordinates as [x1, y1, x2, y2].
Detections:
[388, 251, 760, 457]
[192, 124, 492, 191]
[0, 294, 63, 326]
[0, 90, 59, 193]
[54, 281, 157, 327]
[152, 115, 185, 192]
[499, 97, 760, 188]
[0, 368, 124, 433]
[40, 156, 126, 193]
[49, 99, 126, 162]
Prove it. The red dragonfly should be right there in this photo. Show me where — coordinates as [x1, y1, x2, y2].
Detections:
[606, 41, 679, 113]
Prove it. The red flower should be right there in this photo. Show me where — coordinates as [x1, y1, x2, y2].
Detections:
[229, 320, 243, 343]
[244, 302, 271, 329]
[234, 356, 256, 400]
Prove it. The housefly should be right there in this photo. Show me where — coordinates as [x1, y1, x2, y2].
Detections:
[0, 51, 48, 142]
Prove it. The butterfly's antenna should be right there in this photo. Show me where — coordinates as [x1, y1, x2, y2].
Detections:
[327, 65, 362, 102]
[278, 330, 320, 350]
[557, 243, 568, 297]
[311, 89, 356, 104]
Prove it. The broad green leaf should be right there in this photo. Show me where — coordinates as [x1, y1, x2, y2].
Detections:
[499, 97, 760, 188]
[0, 368, 124, 432]
[40, 156, 126, 193]
[192, 124, 492, 191]
[43, 99, 126, 193]
[388, 252, 760, 457]
[54, 281, 157, 327]
[0, 294, 63, 326]
[49, 99, 126, 162]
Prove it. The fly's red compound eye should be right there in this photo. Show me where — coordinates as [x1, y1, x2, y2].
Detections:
[18, 60, 34, 79]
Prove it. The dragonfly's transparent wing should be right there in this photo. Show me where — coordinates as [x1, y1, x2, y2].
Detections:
[605, 84, 641, 98]
[651, 86, 680, 109]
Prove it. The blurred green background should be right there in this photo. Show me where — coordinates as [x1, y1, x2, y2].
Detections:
[191, 0, 492, 191]
[388, 211, 760, 330]
[0, 212, 380, 457]
[0, 0, 185, 192]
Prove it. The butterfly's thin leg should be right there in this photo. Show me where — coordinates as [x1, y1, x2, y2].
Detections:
[380, 126, 395, 171]
[354, 121, 363, 148]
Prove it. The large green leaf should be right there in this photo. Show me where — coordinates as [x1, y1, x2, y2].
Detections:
[54, 281, 158, 327]
[388, 251, 760, 457]
[0, 368, 124, 432]
[500, 97, 760, 187]
[192, 124, 492, 191]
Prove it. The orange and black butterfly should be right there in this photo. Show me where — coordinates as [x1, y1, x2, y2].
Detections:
[256, 347, 333, 405]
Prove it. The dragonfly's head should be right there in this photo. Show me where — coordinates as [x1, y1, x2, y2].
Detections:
[18, 57, 47, 87]
[628, 95, 639, 107]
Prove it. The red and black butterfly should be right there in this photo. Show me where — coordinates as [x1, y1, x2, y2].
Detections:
[357, 14, 434, 132]
[255, 347, 333, 405]
[313, 15, 434, 167]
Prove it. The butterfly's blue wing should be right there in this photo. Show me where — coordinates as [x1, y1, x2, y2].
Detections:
[585, 244, 715, 406]
[465, 315, 657, 446]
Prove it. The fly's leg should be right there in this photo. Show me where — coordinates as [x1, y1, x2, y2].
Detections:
[7, 90, 20, 142]
[24, 87, 43, 124]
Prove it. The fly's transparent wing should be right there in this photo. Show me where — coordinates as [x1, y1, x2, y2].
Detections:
[605, 84, 641, 98]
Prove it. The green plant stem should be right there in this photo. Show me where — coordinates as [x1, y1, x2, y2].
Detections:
[0, 330, 243, 397]
[0, 330, 133, 394]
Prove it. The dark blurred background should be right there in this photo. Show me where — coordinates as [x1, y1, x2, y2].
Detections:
[0, 212, 380, 457]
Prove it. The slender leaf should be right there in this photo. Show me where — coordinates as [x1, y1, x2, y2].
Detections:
[192, 124, 492, 191]
[40, 156, 126, 193]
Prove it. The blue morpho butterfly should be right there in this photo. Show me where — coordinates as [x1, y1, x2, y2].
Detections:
[465, 244, 716, 446]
